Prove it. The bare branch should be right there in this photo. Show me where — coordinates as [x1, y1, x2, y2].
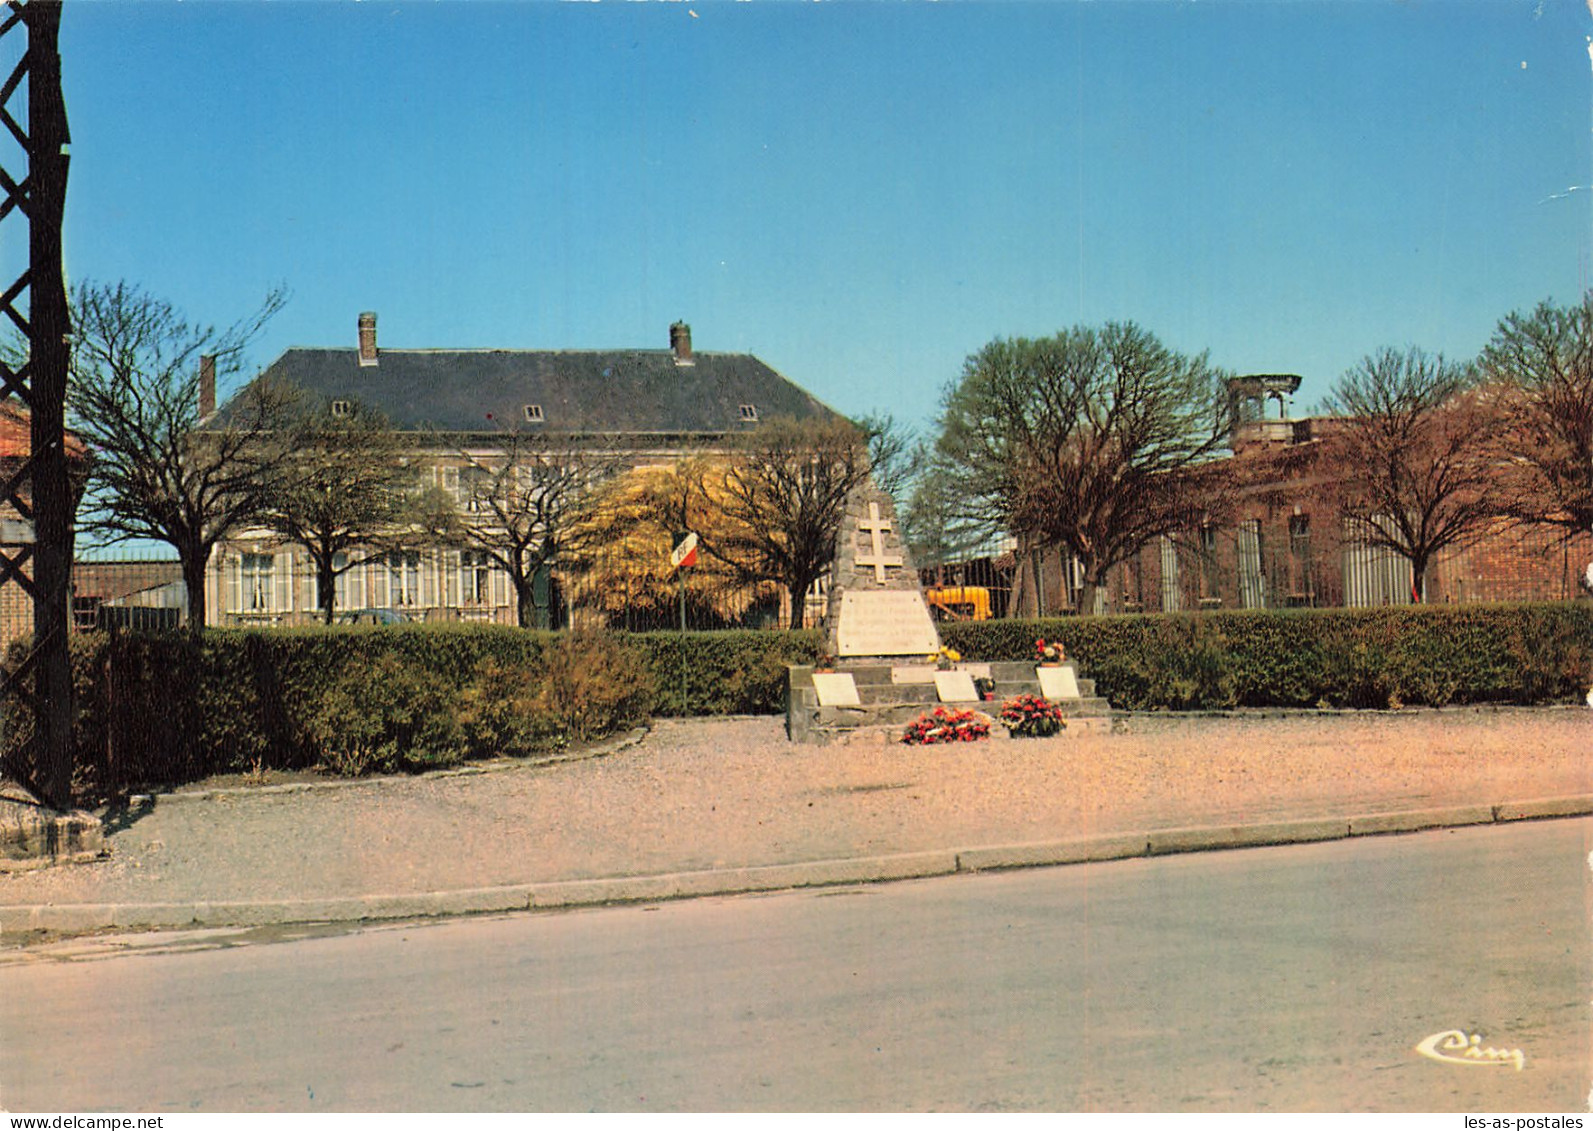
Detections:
[65, 280, 292, 629]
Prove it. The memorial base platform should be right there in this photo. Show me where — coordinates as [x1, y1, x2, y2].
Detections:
[786, 660, 1116, 745]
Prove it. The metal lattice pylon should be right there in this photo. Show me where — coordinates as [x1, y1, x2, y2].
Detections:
[0, 0, 72, 809]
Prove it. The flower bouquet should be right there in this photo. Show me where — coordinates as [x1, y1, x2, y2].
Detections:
[927, 645, 962, 671]
[1000, 693, 1066, 738]
[901, 705, 992, 745]
[1034, 638, 1065, 666]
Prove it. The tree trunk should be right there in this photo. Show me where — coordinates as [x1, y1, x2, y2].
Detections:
[1074, 557, 1104, 616]
[1079, 569, 1110, 616]
[514, 576, 536, 628]
[318, 558, 337, 625]
[788, 577, 813, 629]
[181, 550, 208, 634]
[1410, 556, 1430, 604]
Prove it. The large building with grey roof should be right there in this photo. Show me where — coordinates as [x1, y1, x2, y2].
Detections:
[204, 315, 847, 628]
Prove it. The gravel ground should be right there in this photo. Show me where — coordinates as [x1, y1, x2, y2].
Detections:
[0, 706, 1588, 909]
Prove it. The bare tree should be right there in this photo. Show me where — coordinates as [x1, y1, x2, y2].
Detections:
[934, 322, 1231, 614]
[1481, 294, 1593, 538]
[693, 416, 873, 628]
[267, 399, 421, 624]
[1323, 347, 1503, 602]
[430, 432, 624, 628]
[857, 412, 918, 501]
[901, 447, 990, 569]
[66, 280, 292, 631]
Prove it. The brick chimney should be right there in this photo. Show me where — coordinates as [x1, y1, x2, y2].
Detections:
[198, 354, 216, 418]
[669, 320, 693, 366]
[358, 312, 378, 367]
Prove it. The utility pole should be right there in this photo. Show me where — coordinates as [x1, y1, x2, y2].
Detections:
[0, 0, 73, 809]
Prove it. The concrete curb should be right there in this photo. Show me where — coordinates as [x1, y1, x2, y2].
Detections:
[121, 726, 651, 807]
[3, 795, 1591, 940]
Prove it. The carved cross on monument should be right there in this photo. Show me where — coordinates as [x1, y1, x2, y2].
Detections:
[855, 501, 904, 582]
[823, 483, 940, 660]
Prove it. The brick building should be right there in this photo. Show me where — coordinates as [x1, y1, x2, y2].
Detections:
[1001, 374, 1593, 616]
[70, 557, 185, 631]
[0, 405, 89, 651]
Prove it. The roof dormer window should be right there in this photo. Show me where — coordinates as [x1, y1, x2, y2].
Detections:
[738, 404, 758, 422]
[330, 399, 351, 418]
[523, 404, 544, 423]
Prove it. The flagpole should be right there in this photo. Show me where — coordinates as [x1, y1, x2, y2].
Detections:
[678, 568, 686, 711]
[671, 530, 697, 714]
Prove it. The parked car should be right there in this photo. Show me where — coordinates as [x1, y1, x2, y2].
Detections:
[338, 608, 411, 626]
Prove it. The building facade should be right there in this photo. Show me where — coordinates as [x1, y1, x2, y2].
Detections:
[991, 375, 1593, 617]
[206, 315, 846, 628]
[0, 406, 88, 651]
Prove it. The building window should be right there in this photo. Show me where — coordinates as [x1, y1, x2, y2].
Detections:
[388, 550, 422, 607]
[459, 465, 491, 512]
[739, 404, 758, 422]
[1287, 514, 1313, 605]
[1198, 526, 1221, 605]
[460, 550, 493, 605]
[330, 399, 351, 418]
[1237, 519, 1266, 610]
[523, 404, 544, 423]
[1159, 536, 1182, 613]
[241, 552, 275, 612]
[1342, 515, 1411, 608]
[72, 595, 102, 630]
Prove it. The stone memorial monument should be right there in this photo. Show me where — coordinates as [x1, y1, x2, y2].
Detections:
[787, 480, 1114, 742]
[822, 482, 941, 659]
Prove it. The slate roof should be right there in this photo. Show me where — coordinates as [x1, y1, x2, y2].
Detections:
[238, 346, 845, 437]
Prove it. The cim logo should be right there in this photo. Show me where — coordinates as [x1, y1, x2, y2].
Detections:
[1415, 1029, 1525, 1072]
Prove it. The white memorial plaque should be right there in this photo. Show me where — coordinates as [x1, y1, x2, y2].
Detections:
[835, 590, 942, 657]
[812, 672, 861, 707]
[891, 665, 938, 684]
[934, 670, 980, 703]
[1037, 665, 1081, 700]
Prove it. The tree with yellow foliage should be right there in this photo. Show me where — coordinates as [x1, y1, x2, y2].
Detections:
[570, 461, 779, 629]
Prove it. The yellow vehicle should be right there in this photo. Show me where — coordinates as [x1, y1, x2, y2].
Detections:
[925, 585, 992, 621]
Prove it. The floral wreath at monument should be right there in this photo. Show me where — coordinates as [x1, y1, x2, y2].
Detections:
[1000, 693, 1066, 738]
[901, 706, 992, 745]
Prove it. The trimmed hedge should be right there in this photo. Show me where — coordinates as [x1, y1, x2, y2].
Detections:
[634, 627, 824, 716]
[939, 603, 1593, 711]
[2, 624, 821, 802]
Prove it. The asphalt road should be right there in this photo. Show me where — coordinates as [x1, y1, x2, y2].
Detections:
[3, 818, 1589, 1112]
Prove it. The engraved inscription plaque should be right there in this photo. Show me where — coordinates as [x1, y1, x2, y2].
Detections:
[1037, 664, 1082, 700]
[812, 672, 862, 707]
[934, 670, 980, 703]
[835, 590, 941, 657]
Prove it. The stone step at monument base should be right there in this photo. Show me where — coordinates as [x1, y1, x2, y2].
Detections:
[838, 661, 1100, 699]
[787, 661, 1116, 745]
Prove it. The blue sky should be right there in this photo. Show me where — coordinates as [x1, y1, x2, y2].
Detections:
[54, 0, 1593, 434]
